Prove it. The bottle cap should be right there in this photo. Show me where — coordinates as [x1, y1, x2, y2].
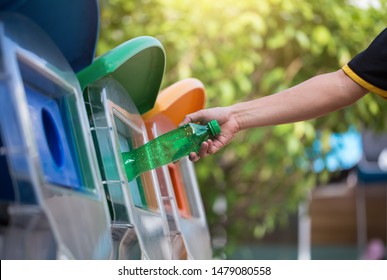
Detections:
[207, 120, 221, 136]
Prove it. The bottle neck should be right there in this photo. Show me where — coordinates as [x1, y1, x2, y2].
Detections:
[189, 123, 211, 136]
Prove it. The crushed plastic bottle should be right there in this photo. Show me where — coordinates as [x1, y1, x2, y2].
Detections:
[122, 120, 221, 181]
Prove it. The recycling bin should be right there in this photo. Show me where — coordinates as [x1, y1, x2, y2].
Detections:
[0, 13, 112, 259]
[143, 78, 212, 259]
[77, 36, 173, 259]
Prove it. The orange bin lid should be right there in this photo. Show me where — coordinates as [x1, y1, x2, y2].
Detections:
[142, 78, 206, 126]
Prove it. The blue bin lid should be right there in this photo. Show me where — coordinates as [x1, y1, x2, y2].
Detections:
[0, 0, 99, 72]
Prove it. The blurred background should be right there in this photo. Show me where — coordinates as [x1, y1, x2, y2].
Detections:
[98, 0, 387, 259]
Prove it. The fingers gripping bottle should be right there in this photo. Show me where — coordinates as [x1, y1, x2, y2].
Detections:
[122, 120, 221, 181]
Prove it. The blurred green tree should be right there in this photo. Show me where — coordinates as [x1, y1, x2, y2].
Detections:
[98, 0, 387, 258]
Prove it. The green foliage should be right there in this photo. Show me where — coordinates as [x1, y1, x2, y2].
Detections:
[98, 0, 387, 258]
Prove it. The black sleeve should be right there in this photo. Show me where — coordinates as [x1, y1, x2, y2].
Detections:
[342, 28, 387, 99]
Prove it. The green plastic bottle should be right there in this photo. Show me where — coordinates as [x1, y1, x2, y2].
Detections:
[122, 120, 221, 181]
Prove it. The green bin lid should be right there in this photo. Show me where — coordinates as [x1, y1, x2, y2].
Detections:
[77, 36, 166, 114]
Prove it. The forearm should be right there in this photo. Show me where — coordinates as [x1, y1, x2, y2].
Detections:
[231, 69, 367, 130]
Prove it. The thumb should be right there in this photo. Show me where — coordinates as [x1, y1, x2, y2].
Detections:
[178, 115, 193, 127]
[179, 110, 205, 126]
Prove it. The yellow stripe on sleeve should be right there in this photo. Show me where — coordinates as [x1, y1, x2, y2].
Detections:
[342, 64, 387, 99]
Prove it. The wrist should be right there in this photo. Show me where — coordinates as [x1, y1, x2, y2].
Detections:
[228, 103, 245, 131]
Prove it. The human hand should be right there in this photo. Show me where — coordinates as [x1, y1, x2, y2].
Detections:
[179, 106, 240, 161]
